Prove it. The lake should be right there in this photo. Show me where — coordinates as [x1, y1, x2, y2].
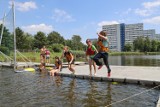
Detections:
[108, 55, 160, 66]
[0, 67, 159, 107]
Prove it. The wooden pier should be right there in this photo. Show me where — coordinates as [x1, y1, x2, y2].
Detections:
[57, 65, 160, 86]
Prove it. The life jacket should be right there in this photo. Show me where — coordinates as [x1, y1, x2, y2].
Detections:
[64, 51, 74, 62]
[97, 39, 109, 52]
[45, 50, 50, 55]
[86, 45, 96, 55]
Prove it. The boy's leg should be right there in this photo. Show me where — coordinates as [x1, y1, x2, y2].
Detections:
[68, 64, 75, 74]
[92, 53, 103, 66]
[102, 52, 111, 77]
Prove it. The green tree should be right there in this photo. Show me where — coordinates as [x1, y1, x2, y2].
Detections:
[151, 39, 157, 52]
[71, 35, 85, 50]
[65, 39, 72, 48]
[23, 33, 34, 50]
[47, 31, 65, 45]
[34, 31, 47, 49]
[16, 27, 27, 50]
[157, 41, 160, 52]
[133, 36, 144, 52]
[143, 37, 151, 52]
[124, 43, 132, 52]
[50, 44, 64, 52]
[0, 24, 13, 52]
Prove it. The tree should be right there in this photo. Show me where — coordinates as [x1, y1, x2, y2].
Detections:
[124, 43, 132, 52]
[157, 41, 160, 52]
[133, 36, 144, 52]
[65, 39, 72, 48]
[47, 31, 65, 45]
[16, 27, 27, 50]
[151, 39, 157, 52]
[72, 35, 81, 43]
[143, 37, 151, 52]
[23, 33, 34, 50]
[71, 35, 85, 50]
[0, 24, 13, 50]
[34, 31, 47, 49]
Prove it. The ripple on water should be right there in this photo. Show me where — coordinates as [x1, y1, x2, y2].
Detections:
[0, 68, 159, 107]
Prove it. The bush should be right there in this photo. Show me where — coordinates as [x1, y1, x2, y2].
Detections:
[51, 44, 64, 52]
[72, 50, 85, 58]
[0, 46, 10, 55]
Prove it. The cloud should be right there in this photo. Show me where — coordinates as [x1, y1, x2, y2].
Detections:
[135, 0, 160, 16]
[22, 23, 53, 34]
[143, 0, 160, 9]
[9, 1, 37, 12]
[135, 8, 152, 16]
[52, 8, 75, 22]
[98, 21, 119, 26]
[143, 16, 160, 24]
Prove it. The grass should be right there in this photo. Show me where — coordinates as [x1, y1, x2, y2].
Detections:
[1, 51, 160, 63]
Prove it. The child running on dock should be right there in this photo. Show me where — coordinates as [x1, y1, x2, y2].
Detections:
[86, 39, 98, 76]
[92, 31, 111, 77]
[61, 46, 75, 74]
[49, 56, 62, 76]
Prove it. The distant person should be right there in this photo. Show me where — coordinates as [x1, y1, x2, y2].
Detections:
[61, 46, 75, 74]
[92, 31, 111, 77]
[86, 39, 98, 76]
[45, 49, 50, 65]
[49, 56, 62, 76]
[39, 62, 46, 72]
[40, 46, 46, 63]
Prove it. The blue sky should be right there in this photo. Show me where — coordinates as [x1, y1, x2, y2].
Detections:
[0, 0, 160, 42]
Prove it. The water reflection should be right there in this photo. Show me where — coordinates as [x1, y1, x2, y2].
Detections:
[109, 55, 160, 66]
[0, 69, 160, 107]
[67, 79, 76, 107]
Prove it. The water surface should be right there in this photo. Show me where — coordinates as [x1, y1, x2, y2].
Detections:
[0, 68, 159, 107]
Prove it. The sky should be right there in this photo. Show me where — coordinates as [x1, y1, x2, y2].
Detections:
[0, 0, 160, 42]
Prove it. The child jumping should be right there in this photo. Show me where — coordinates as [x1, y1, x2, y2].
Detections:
[61, 46, 75, 74]
[92, 31, 111, 77]
[86, 39, 98, 76]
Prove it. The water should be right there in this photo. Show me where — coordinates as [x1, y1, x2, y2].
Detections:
[0, 68, 159, 107]
[109, 55, 160, 66]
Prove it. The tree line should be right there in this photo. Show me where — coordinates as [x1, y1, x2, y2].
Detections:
[0, 25, 86, 53]
[1, 24, 160, 54]
[124, 36, 160, 52]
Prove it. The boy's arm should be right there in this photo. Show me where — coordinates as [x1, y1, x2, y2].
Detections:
[98, 33, 108, 40]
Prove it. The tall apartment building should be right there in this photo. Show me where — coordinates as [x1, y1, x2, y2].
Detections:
[102, 23, 125, 51]
[125, 23, 143, 44]
[155, 34, 160, 40]
[102, 23, 159, 52]
[143, 29, 155, 39]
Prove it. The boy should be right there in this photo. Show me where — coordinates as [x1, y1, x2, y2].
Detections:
[93, 31, 111, 77]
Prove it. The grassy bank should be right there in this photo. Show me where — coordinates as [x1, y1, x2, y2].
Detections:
[1, 51, 159, 63]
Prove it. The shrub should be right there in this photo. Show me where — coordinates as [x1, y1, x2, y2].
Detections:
[0, 46, 10, 55]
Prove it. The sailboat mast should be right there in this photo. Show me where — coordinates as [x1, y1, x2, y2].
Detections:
[12, 0, 17, 70]
[0, 13, 6, 46]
